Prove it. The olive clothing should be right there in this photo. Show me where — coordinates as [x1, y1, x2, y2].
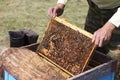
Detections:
[85, 0, 120, 54]
[91, 0, 120, 9]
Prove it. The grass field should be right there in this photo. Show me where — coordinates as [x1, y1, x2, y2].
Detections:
[0, 0, 88, 49]
[0, 0, 120, 80]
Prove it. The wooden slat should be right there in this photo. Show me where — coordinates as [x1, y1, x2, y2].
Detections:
[38, 51, 74, 76]
[2, 48, 70, 80]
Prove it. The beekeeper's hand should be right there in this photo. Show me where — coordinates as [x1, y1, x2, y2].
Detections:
[92, 22, 116, 47]
[48, 3, 65, 18]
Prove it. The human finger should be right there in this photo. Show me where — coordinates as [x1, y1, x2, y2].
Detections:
[92, 32, 100, 47]
[92, 32, 96, 43]
[52, 7, 57, 18]
[48, 8, 54, 18]
[99, 37, 104, 47]
[95, 36, 100, 47]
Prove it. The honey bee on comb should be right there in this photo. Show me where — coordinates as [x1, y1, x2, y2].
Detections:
[37, 17, 96, 76]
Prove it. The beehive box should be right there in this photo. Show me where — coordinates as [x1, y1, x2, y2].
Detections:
[3, 43, 117, 80]
[25, 43, 117, 80]
[2, 17, 117, 80]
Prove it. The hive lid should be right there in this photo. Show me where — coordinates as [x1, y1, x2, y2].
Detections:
[37, 17, 96, 76]
[2, 48, 70, 80]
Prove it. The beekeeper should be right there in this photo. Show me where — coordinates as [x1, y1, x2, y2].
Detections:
[48, 0, 120, 79]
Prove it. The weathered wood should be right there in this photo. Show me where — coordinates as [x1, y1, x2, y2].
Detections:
[2, 48, 70, 80]
[2, 41, 116, 80]
[37, 17, 96, 75]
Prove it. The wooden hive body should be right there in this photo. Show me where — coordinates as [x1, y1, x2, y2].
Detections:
[37, 17, 96, 76]
[2, 44, 116, 80]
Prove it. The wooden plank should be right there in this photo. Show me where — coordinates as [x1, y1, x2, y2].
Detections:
[38, 50, 74, 76]
[37, 17, 96, 75]
[2, 48, 70, 80]
[21, 43, 40, 52]
[54, 17, 93, 38]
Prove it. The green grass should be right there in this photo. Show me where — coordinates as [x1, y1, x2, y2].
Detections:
[0, 1, 120, 80]
[0, 0, 88, 47]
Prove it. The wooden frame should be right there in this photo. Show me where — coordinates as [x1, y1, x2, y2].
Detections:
[37, 17, 96, 76]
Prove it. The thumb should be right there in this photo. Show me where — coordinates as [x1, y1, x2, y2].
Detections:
[92, 33, 96, 43]
[53, 7, 57, 18]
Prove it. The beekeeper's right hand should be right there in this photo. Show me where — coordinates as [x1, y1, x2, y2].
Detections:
[48, 3, 65, 18]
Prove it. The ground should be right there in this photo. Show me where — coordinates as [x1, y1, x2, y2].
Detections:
[0, 0, 88, 48]
[0, 0, 88, 63]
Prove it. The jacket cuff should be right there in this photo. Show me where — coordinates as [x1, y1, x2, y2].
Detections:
[109, 8, 120, 28]
[57, 0, 67, 4]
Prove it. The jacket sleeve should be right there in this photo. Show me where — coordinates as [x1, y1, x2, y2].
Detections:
[109, 7, 120, 27]
[57, 0, 67, 4]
